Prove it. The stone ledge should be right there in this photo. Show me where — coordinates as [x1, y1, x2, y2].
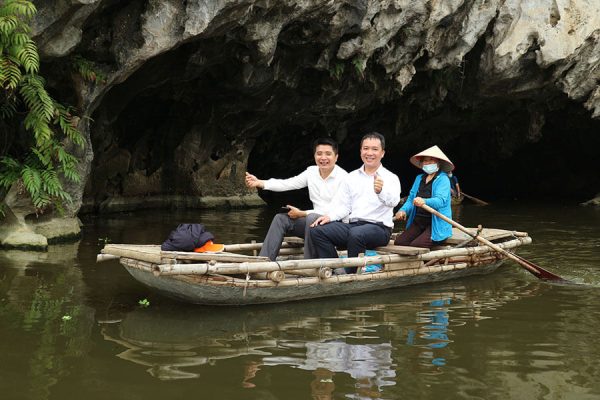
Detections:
[80, 194, 266, 214]
[31, 217, 83, 244]
[0, 228, 48, 251]
[0, 216, 83, 251]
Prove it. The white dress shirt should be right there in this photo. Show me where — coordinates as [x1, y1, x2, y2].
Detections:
[327, 164, 401, 227]
[263, 165, 348, 214]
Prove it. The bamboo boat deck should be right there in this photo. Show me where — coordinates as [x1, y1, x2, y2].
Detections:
[99, 228, 532, 305]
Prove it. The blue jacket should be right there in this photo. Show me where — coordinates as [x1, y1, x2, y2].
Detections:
[400, 172, 452, 242]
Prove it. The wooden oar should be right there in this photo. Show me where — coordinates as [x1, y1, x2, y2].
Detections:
[461, 192, 489, 206]
[419, 203, 567, 282]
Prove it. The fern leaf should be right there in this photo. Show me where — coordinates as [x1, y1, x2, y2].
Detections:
[24, 113, 52, 145]
[0, 156, 21, 188]
[32, 193, 50, 209]
[54, 103, 85, 147]
[3, 1, 37, 20]
[0, 55, 21, 89]
[9, 31, 28, 47]
[19, 74, 53, 122]
[15, 39, 38, 73]
[40, 168, 60, 196]
[0, 97, 17, 119]
[31, 147, 51, 167]
[0, 15, 18, 36]
[62, 168, 80, 183]
[21, 165, 41, 196]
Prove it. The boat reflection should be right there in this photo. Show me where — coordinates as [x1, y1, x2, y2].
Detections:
[407, 298, 451, 371]
[99, 278, 542, 395]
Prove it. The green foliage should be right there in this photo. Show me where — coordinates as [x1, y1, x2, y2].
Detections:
[138, 298, 150, 308]
[329, 62, 345, 80]
[72, 55, 106, 84]
[328, 57, 368, 81]
[0, 0, 85, 214]
[352, 57, 366, 78]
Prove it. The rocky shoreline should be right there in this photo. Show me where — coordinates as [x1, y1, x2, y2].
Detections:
[1, 194, 264, 250]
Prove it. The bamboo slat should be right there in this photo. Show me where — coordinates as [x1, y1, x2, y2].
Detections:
[160, 251, 269, 263]
[214, 261, 474, 288]
[251, 271, 286, 282]
[149, 237, 530, 276]
[103, 244, 163, 264]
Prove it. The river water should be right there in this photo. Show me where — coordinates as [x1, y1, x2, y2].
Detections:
[1, 202, 599, 400]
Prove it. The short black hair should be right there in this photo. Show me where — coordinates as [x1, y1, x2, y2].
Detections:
[312, 137, 339, 154]
[360, 132, 385, 149]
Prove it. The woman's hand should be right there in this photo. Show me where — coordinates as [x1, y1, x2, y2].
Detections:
[413, 197, 425, 207]
[394, 211, 407, 221]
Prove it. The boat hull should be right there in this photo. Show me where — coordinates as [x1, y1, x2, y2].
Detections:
[123, 260, 504, 305]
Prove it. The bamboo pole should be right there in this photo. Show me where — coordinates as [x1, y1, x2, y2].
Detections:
[234, 261, 475, 288]
[150, 237, 530, 276]
[420, 204, 566, 281]
[120, 256, 507, 291]
[285, 267, 333, 279]
[160, 252, 269, 263]
[222, 240, 303, 252]
[251, 271, 286, 283]
[97, 254, 120, 262]
[461, 192, 490, 206]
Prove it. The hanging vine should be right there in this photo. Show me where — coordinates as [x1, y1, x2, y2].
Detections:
[0, 0, 85, 214]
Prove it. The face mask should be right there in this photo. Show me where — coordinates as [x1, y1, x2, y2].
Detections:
[422, 163, 439, 175]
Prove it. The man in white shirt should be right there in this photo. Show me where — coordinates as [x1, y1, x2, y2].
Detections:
[310, 133, 401, 272]
[245, 138, 348, 260]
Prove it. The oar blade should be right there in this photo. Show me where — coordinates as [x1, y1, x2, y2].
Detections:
[513, 254, 566, 282]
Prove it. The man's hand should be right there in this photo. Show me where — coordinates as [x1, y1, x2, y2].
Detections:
[287, 205, 305, 219]
[245, 172, 264, 189]
[311, 215, 331, 227]
[374, 174, 384, 194]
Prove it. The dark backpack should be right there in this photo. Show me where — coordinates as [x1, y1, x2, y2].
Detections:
[160, 223, 215, 252]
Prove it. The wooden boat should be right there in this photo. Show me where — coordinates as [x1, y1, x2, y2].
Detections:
[98, 228, 532, 306]
[451, 195, 464, 206]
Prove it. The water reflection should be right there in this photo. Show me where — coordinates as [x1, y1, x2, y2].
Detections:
[1, 205, 599, 400]
[97, 279, 543, 399]
[263, 340, 396, 399]
[0, 243, 95, 400]
[407, 298, 451, 370]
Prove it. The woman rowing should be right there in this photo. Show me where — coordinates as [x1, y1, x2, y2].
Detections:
[394, 145, 454, 248]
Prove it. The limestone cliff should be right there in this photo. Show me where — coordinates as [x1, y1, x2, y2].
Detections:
[2, 0, 600, 247]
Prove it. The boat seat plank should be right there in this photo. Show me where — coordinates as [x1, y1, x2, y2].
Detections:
[375, 244, 430, 255]
[445, 228, 527, 244]
[282, 236, 305, 247]
[102, 244, 270, 264]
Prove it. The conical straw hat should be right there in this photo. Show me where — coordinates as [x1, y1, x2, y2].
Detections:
[409, 145, 455, 172]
